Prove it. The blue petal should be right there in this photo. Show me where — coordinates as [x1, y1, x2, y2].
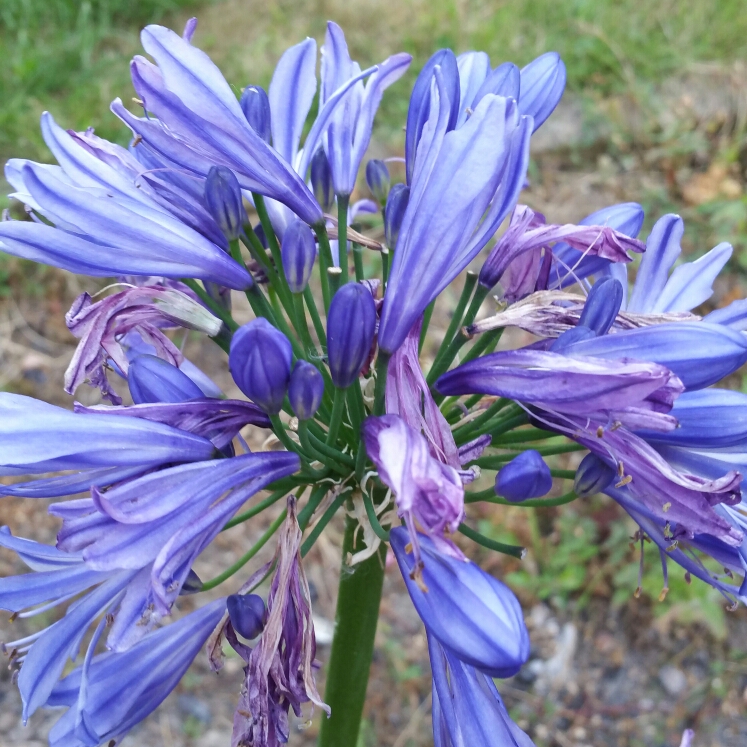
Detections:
[627, 214, 683, 313]
[456, 51, 491, 127]
[563, 322, 747, 390]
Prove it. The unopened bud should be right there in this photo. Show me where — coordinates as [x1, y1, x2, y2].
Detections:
[204, 166, 245, 240]
[227, 593, 267, 639]
[365, 159, 390, 206]
[327, 283, 377, 389]
[289, 361, 324, 420]
[384, 183, 409, 249]
[128, 355, 204, 404]
[229, 318, 292, 414]
[310, 148, 335, 213]
[578, 276, 623, 337]
[496, 450, 552, 502]
[281, 219, 317, 293]
[240, 85, 272, 143]
[574, 453, 615, 497]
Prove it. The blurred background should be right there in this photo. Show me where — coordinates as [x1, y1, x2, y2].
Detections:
[1, 1, 747, 746]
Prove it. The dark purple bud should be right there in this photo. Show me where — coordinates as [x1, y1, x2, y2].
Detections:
[496, 450, 552, 502]
[204, 166, 245, 241]
[574, 453, 615, 497]
[240, 85, 272, 144]
[578, 276, 623, 336]
[327, 283, 377, 389]
[549, 324, 596, 352]
[288, 361, 324, 420]
[405, 49, 461, 184]
[227, 593, 267, 639]
[365, 159, 390, 205]
[310, 147, 335, 213]
[282, 219, 317, 293]
[128, 355, 204, 404]
[229, 318, 292, 414]
[179, 569, 203, 595]
[384, 183, 410, 249]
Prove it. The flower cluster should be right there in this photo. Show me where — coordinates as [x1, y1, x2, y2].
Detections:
[0, 14, 735, 747]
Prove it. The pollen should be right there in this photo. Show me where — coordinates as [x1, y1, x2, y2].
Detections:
[662, 502, 671, 512]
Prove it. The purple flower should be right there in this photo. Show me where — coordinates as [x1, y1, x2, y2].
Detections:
[561, 321, 747, 390]
[386, 320, 461, 468]
[436, 348, 684, 427]
[128, 355, 205, 404]
[363, 415, 464, 561]
[497, 450, 553, 502]
[2, 118, 251, 288]
[327, 282, 377, 388]
[227, 593, 267, 639]
[549, 202, 645, 290]
[229, 318, 293, 414]
[320, 22, 411, 197]
[479, 203, 645, 291]
[64, 283, 221, 403]
[0, 393, 216, 499]
[230, 498, 329, 747]
[48, 451, 299, 636]
[378, 67, 533, 353]
[204, 165, 246, 240]
[625, 214, 732, 314]
[288, 361, 325, 421]
[429, 634, 536, 747]
[390, 527, 530, 678]
[281, 218, 317, 293]
[75, 396, 269, 451]
[45, 598, 226, 746]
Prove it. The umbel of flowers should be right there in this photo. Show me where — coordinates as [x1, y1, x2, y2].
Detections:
[0, 16, 738, 747]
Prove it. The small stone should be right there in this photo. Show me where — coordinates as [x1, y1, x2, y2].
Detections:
[658, 665, 687, 697]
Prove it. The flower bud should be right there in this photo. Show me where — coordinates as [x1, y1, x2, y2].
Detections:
[229, 318, 292, 414]
[390, 527, 529, 677]
[227, 593, 267, 639]
[240, 85, 272, 144]
[574, 453, 615, 497]
[281, 219, 317, 293]
[549, 324, 595, 352]
[327, 283, 377, 389]
[204, 166, 245, 241]
[384, 183, 409, 248]
[365, 159, 390, 206]
[578, 276, 623, 337]
[310, 147, 335, 213]
[128, 355, 204, 404]
[289, 361, 324, 420]
[496, 450, 552, 502]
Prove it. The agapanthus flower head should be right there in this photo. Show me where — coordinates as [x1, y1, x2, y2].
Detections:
[288, 360, 325, 421]
[229, 318, 293, 415]
[327, 282, 377, 388]
[390, 527, 530, 678]
[231, 498, 329, 747]
[128, 354, 205, 404]
[497, 450, 553, 502]
[204, 165, 246, 241]
[240, 84, 272, 143]
[281, 218, 318, 293]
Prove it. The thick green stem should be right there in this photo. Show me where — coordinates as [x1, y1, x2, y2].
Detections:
[373, 352, 390, 416]
[326, 387, 347, 445]
[314, 223, 333, 311]
[318, 516, 386, 747]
